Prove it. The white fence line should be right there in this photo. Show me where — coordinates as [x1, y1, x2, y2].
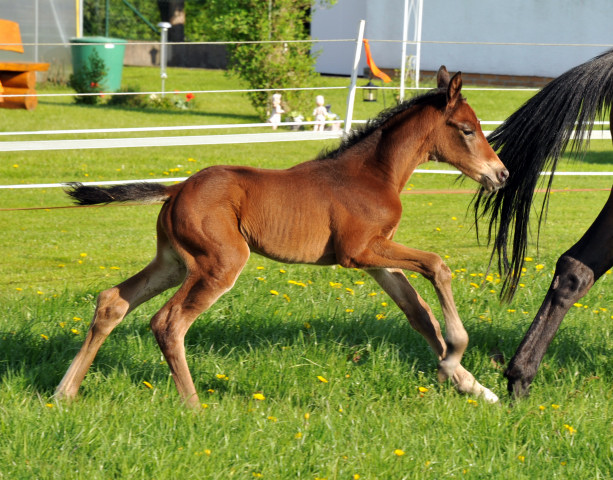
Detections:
[0, 130, 343, 153]
[1, 126, 609, 152]
[4, 169, 613, 190]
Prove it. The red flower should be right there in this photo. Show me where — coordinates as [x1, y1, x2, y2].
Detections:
[186, 92, 195, 101]
[90, 82, 98, 88]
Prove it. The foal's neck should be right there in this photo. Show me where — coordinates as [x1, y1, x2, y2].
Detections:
[372, 104, 439, 193]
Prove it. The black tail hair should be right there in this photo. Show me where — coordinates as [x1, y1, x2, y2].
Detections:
[65, 182, 170, 206]
[474, 48, 613, 301]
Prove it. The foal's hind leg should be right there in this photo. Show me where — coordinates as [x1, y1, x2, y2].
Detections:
[149, 238, 250, 408]
[368, 268, 498, 402]
[55, 241, 186, 400]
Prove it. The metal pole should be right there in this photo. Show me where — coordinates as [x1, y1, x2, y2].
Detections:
[157, 22, 171, 97]
[415, 0, 423, 88]
[105, 0, 109, 37]
[399, 0, 409, 102]
[344, 19, 366, 135]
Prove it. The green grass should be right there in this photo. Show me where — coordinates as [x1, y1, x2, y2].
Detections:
[1, 67, 612, 479]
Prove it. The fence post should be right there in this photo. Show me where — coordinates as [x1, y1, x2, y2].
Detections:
[344, 19, 366, 134]
[158, 22, 171, 97]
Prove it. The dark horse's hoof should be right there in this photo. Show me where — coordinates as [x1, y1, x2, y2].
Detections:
[505, 367, 531, 398]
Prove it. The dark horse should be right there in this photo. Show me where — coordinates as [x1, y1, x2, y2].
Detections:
[475, 49, 613, 397]
[57, 67, 508, 407]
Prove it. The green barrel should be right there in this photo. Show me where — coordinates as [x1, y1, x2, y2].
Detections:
[70, 37, 127, 91]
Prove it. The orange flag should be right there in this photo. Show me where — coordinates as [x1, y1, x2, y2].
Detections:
[363, 39, 391, 83]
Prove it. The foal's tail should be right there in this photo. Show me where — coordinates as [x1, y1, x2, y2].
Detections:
[474, 48, 613, 301]
[65, 182, 173, 205]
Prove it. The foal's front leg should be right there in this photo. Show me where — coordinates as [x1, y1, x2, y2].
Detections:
[347, 238, 469, 379]
[367, 268, 498, 402]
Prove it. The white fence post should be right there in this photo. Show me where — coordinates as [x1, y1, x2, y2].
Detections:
[344, 19, 366, 134]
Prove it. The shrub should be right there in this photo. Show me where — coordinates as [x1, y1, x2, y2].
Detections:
[69, 50, 107, 105]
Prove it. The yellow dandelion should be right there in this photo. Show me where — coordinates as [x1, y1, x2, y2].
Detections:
[524, 257, 533, 262]
[215, 374, 228, 381]
[283, 294, 291, 302]
[294, 432, 303, 439]
[539, 405, 546, 411]
[354, 280, 364, 285]
[253, 393, 266, 401]
[394, 449, 405, 457]
[563, 424, 577, 435]
[269, 290, 279, 296]
[80, 253, 87, 257]
[376, 313, 385, 320]
[143, 381, 153, 389]
[345, 308, 354, 313]
[45, 403, 54, 408]
[518, 455, 525, 462]
[469, 282, 479, 288]
[551, 404, 560, 409]
[317, 375, 328, 383]
[304, 412, 310, 420]
[70, 328, 80, 335]
[418, 386, 428, 393]
[40, 334, 49, 340]
[204, 449, 211, 456]
[535, 264, 544, 270]
[256, 266, 265, 270]
[267, 416, 278, 422]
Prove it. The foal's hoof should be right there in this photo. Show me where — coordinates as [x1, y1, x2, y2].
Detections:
[480, 388, 500, 404]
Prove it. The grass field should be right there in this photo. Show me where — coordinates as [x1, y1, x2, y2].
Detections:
[0, 67, 612, 479]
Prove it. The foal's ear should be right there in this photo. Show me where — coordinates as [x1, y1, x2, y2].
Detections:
[436, 65, 450, 89]
[446, 71, 463, 109]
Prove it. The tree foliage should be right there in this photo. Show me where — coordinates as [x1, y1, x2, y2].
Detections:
[83, 0, 333, 119]
[200, 0, 333, 120]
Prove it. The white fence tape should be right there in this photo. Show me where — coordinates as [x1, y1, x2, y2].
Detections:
[3, 170, 613, 190]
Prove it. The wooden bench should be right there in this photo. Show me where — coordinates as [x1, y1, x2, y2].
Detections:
[0, 19, 49, 110]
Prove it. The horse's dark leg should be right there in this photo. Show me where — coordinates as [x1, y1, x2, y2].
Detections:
[505, 186, 613, 397]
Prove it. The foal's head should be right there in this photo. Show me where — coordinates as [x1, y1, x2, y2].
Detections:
[430, 67, 508, 192]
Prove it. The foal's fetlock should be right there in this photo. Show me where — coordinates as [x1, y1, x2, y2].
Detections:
[437, 357, 459, 382]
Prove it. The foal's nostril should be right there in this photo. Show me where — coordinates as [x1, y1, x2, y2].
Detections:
[497, 168, 510, 184]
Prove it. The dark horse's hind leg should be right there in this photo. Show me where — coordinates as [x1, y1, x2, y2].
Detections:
[505, 186, 613, 397]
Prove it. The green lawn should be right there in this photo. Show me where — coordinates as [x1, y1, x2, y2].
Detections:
[0, 67, 611, 479]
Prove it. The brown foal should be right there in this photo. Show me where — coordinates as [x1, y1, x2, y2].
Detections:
[58, 67, 508, 407]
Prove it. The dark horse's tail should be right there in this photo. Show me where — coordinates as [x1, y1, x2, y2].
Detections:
[474, 48, 613, 301]
[65, 182, 172, 205]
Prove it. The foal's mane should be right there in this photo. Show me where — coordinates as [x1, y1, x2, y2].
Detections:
[317, 88, 446, 160]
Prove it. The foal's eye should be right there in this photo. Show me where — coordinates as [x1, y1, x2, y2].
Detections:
[462, 129, 475, 137]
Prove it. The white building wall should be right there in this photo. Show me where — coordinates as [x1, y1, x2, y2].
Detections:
[312, 0, 613, 78]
